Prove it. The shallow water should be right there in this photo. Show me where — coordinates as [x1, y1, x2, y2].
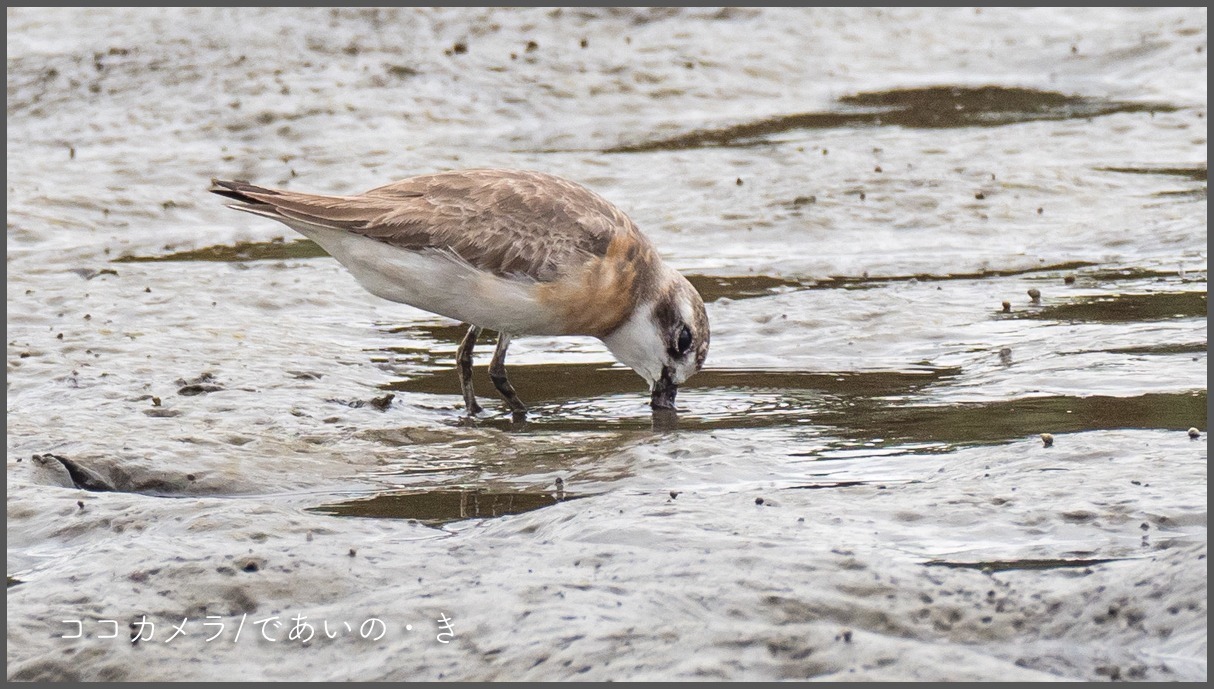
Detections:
[6, 7, 1207, 681]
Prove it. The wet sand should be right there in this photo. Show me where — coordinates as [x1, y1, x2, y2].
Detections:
[6, 7, 1207, 681]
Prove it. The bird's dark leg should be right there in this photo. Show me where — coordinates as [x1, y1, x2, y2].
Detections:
[457, 324, 482, 416]
[489, 333, 527, 417]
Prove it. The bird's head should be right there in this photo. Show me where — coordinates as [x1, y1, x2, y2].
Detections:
[602, 270, 709, 410]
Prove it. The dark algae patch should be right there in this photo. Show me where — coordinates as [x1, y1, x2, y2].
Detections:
[607, 86, 1178, 152]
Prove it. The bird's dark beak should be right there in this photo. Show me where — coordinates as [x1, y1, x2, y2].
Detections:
[650, 369, 678, 410]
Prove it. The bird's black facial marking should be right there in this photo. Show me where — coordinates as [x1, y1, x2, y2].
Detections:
[665, 323, 694, 360]
[654, 297, 690, 360]
[676, 325, 692, 355]
[654, 297, 680, 332]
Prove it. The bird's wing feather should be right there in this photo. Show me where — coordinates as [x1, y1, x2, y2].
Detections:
[210, 169, 637, 282]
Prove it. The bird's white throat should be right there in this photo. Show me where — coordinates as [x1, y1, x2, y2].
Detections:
[601, 300, 666, 387]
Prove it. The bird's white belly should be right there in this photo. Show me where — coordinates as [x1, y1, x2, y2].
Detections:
[294, 225, 562, 335]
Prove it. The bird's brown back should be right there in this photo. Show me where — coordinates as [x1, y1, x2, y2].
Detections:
[211, 169, 647, 283]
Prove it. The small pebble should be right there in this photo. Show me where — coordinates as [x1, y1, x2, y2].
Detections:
[755, 497, 765, 505]
[1027, 288, 1041, 303]
[348, 548, 357, 557]
[1040, 433, 1054, 447]
[1001, 300, 1011, 313]
[1064, 275, 1075, 285]
[669, 490, 680, 500]
[1188, 427, 1200, 439]
[975, 192, 986, 200]
[368, 393, 394, 411]
[735, 177, 743, 186]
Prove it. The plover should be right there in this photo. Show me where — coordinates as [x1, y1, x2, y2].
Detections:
[210, 169, 709, 415]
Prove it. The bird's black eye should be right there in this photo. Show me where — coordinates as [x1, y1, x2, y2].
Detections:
[676, 325, 693, 355]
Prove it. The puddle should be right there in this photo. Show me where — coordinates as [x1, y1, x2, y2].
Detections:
[111, 238, 327, 263]
[836, 87, 1175, 127]
[607, 86, 1177, 152]
[686, 274, 808, 301]
[383, 362, 1205, 444]
[1014, 292, 1207, 323]
[849, 391, 1206, 446]
[310, 489, 584, 525]
[384, 364, 955, 404]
